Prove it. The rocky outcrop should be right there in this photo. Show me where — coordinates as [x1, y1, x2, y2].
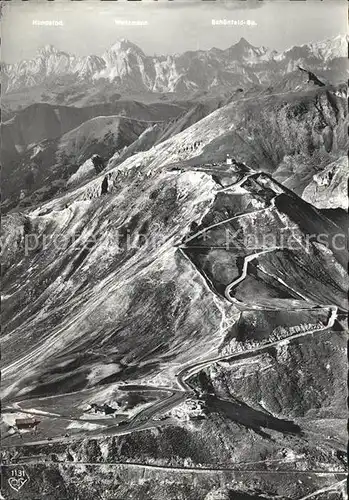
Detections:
[302, 156, 348, 210]
[298, 66, 325, 86]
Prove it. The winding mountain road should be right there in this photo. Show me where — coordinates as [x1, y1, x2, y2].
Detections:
[2, 164, 340, 453]
[181, 205, 274, 247]
[3, 300, 337, 451]
[224, 248, 280, 302]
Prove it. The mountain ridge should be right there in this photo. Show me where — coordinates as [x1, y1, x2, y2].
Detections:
[3, 34, 348, 94]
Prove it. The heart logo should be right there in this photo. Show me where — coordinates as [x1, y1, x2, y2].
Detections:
[8, 476, 28, 492]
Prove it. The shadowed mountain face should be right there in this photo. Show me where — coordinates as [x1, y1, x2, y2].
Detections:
[1, 100, 188, 210]
[2, 115, 149, 208]
[2, 84, 347, 214]
[1, 99, 185, 153]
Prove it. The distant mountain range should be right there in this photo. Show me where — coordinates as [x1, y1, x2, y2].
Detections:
[2, 35, 348, 93]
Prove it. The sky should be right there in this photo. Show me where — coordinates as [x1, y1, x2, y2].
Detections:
[1, 0, 347, 63]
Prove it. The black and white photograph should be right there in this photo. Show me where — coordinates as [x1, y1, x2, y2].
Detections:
[0, 0, 348, 498]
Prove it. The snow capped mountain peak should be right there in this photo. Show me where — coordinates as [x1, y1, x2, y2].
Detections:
[307, 33, 348, 61]
[282, 34, 348, 62]
[225, 37, 263, 60]
[37, 44, 61, 56]
[236, 37, 253, 48]
[3, 35, 348, 94]
[101, 39, 146, 72]
[228, 37, 255, 53]
[108, 38, 145, 56]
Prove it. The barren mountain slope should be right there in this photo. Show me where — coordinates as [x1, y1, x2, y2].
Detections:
[2, 99, 347, 479]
